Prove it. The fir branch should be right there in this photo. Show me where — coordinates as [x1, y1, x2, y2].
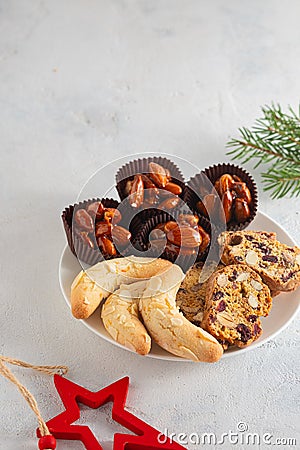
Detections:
[226, 103, 300, 199]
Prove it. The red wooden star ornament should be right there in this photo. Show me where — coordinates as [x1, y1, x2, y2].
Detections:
[37, 375, 187, 450]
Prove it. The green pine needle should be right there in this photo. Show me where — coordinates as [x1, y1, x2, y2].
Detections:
[226, 103, 300, 199]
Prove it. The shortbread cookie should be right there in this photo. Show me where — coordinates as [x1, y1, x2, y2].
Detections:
[102, 262, 223, 362]
[71, 256, 172, 319]
[201, 264, 272, 348]
[139, 264, 224, 363]
[219, 231, 300, 293]
[101, 280, 151, 355]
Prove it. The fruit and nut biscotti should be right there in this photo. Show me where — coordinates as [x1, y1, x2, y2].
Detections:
[219, 231, 300, 293]
[201, 264, 272, 348]
[176, 261, 229, 349]
[176, 262, 222, 325]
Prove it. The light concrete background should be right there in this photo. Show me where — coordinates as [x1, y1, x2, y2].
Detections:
[0, 1, 299, 449]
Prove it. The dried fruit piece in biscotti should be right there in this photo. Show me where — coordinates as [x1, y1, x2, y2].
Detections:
[201, 264, 272, 348]
[219, 230, 300, 294]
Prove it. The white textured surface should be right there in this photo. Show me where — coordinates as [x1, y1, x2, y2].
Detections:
[0, 1, 299, 449]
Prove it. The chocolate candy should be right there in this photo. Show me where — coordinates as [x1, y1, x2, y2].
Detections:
[125, 162, 183, 211]
[196, 172, 252, 225]
[73, 201, 130, 256]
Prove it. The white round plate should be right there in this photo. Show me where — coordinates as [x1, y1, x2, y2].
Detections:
[59, 211, 300, 361]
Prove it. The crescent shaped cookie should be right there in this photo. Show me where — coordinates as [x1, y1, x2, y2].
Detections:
[101, 266, 186, 357]
[71, 256, 172, 319]
[139, 264, 224, 363]
[101, 280, 151, 355]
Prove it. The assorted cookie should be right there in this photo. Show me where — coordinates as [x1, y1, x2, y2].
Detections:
[175, 262, 229, 350]
[201, 264, 272, 348]
[72, 257, 224, 362]
[176, 262, 221, 325]
[139, 263, 223, 363]
[176, 229, 300, 351]
[219, 230, 300, 293]
[62, 157, 300, 360]
[71, 256, 173, 318]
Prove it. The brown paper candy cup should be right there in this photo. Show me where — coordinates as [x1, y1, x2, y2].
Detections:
[115, 156, 186, 222]
[61, 198, 140, 266]
[186, 163, 258, 231]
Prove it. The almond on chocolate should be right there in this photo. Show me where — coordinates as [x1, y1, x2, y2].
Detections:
[148, 162, 168, 187]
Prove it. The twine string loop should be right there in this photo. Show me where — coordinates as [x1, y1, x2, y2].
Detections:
[0, 355, 68, 445]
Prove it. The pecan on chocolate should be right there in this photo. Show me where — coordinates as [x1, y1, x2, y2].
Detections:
[163, 221, 178, 233]
[177, 214, 199, 228]
[233, 182, 252, 204]
[141, 174, 159, 205]
[87, 201, 104, 220]
[150, 229, 166, 240]
[221, 190, 233, 223]
[125, 180, 134, 195]
[166, 225, 201, 248]
[218, 174, 234, 196]
[164, 181, 182, 195]
[212, 172, 253, 225]
[148, 162, 168, 188]
[141, 174, 158, 190]
[74, 209, 94, 232]
[198, 226, 210, 253]
[159, 196, 180, 210]
[95, 221, 112, 237]
[98, 235, 117, 256]
[232, 175, 242, 182]
[104, 208, 122, 225]
[197, 194, 217, 218]
[76, 230, 94, 249]
[165, 167, 172, 183]
[129, 175, 144, 208]
[111, 225, 131, 248]
[234, 198, 251, 223]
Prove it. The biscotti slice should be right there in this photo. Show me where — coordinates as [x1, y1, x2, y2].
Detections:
[201, 264, 272, 348]
[176, 261, 229, 349]
[219, 230, 300, 293]
[176, 261, 222, 325]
